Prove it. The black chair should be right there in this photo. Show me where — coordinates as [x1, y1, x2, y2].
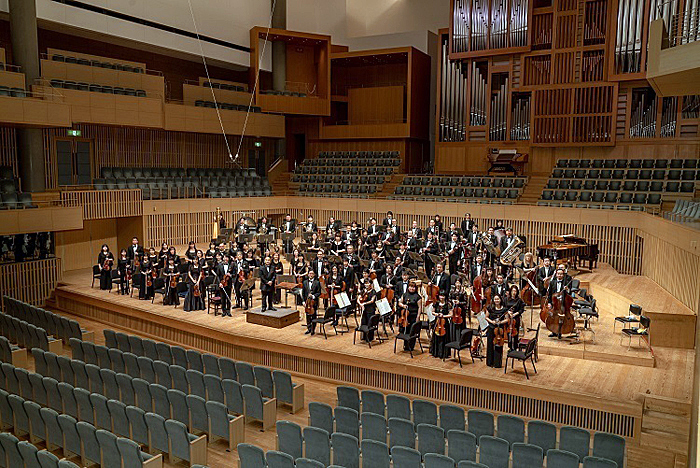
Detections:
[151, 277, 167, 304]
[614, 304, 641, 332]
[173, 282, 189, 308]
[620, 315, 651, 350]
[505, 338, 538, 379]
[91, 265, 101, 288]
[354, 315, 382, 348]
[130, 273, 143, 298]
[110, 270, 125, 294]
[518, 324, 540, 362]
[394, 321, 424, 358]
[578, 299, 598, 342]
[444, 329, 474, 367]
[312, 307, 337, 339]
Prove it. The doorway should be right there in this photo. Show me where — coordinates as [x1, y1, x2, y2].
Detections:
[55, 138, 93, 186]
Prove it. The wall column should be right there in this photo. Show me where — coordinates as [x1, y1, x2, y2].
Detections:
[271, 0, 287, 162]
[9, 0, 46, 192]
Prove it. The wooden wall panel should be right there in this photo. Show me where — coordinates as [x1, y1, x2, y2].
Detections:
[60, 189, 143, 220]
[55, 218, 117, 272]
[0, 70, 27, 89]
[182, 84, 252, 106]
[0, 258, 62, 307]
[0, 127, 17, 175]
[348, 86, 404, 124]
[0, 206, 83, 236]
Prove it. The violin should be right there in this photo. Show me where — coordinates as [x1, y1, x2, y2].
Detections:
[471, 275, 483, 314]
[494, 323, 506, 347]
[434, 314, 447, 336]
[507, 313, 517, 336]
[424, 283, 439, 306]
[220, 273, 232, 288]
[170, 271, 179, 289]
[103, 258, 112, 271]
[397, 306, 409, 328]
[451, 304, 464, 325]
[305, 296, 316, 316]
[146, 268, 153, 288]
[193, 270, 204, 297]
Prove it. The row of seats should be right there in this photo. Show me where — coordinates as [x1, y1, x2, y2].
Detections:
[0, 168, 35, 209]
[550, 168, 700, 181]
[101, 167, 259, 179]
[49, 79, 147, 97]
[0, 313, 59, 354]
[0, 363, 200, 467]
[0, 431, 79, 468]
[51, 53, 146, 73]
[547, 179, 696, 193]
[297, 192, 373, 199]
[4, 296, 88, 344]
[194, 100, 262, 113]
[96, 176, 268, 188]
[537, 202, 650, 212]
[402, 175, 527, 189]
[298, 158, 400, 168]
[296, 165, 395, 176]
[261, 89, 308, 98]
[0, 86, 27, 98]
[555, 158, 699, 169]
[666, 199, 700, 221]
[293, 175, 388, 185]
[298, 183, 378, 195]
[319, 151, 400, 159]
[203, 81, 247, 92]
[208, 188, 272, 198]
[103, 329, 304, 412]
[541, 190, 662, 205]
[395, 186, 521, 200]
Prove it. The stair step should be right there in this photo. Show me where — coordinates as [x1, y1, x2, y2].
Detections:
[642, 410, 691, 436]
[640, 428, 689, 453]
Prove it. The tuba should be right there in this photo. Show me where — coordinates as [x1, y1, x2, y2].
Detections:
[481, 232, 497, 256]
[500, 237, 524, 265]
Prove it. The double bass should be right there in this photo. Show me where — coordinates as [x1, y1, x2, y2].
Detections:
[540, 288, 575, 336]
[520, 268, 539, 306]
[471, 275, 483, 314]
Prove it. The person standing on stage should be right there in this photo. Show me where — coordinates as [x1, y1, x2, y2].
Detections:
[397, 280, 422, 351]
[97, 244, 114, 291]
[184, 255, 206, 312]
[117, 249, 130, 295]
[233, 251, 250, 311]
[216, 255, 234, 316]
[357, 279, 377, 343]
[259, 256, 277, 312]
[485, 294, 508, 368]
[303, 269, 321, 335]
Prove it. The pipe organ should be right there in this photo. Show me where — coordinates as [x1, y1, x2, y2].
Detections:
[436, 0, 699, 153]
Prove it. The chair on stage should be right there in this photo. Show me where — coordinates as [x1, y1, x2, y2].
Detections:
[620, 315, 651, 351]
[614, 304, 642, 332]
[91, 265, 101, 288]
[353, 315, 382, 348]
[312, 307, 337, 339]
[445, 329, 474, 367]
[518, 324, 540, 362]
[394, 321, 423, 358]
[505, 338, 538, 379]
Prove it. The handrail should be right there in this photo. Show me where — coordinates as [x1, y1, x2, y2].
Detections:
[40, 52, 164, 76]
[0, 63, 22, 73]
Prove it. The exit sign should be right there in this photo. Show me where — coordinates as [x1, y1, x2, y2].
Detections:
[254, 141, 262, 148]
[67, 129, 82, 137]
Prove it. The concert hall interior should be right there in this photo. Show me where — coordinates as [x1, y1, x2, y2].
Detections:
[0, 1, 700, 468]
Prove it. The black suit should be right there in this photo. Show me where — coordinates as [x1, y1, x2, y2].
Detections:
[311, 259, 327, 278]
[500, 236, 516, 254]
[491, 282, 508, 300]
[302, 278, 322, 333]
[216, 262, 234, 315]
[341, 266, 356, 295]
[432, 273, 450, 295]
[410, 227, 423, 239]
[460, 219, 474, 236]
[259, 264, 276, 310]
[367, 259, 384, 276]
[232, 260, 250, 310]
[281, 220, 296, 252]
[367, 225, 381, 245]
[470, 263, 484, 282]
[126, 245, 144, 262]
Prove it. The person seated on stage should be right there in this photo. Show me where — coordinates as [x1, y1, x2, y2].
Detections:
[184, 255, 206, 312]
[431, 262, 450, 296]
[162, 257, 180, 306]
[97, 244, 114, 291]
[367, 218, 381, 245]
[330, 233, 346, 257]
[546, 268, 570, 338]
[271, 252, 284, 304]
[216, 255, 234, 316]
[485, 293, 508, 368]
[304, 215, 318, 233]
[367, 250, 384, 278]
[429, 292, 451, 359]
[185, 241, 197, 263]
[490, 273, 509, 299]
[397, 280, 422, 351]
[357, 279, 377, 342]
[303, 269, 322, 335]
[232, 251, 249, 311]
[259, 255, 277, 312]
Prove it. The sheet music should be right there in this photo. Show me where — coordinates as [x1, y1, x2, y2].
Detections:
[476, 311, 488, 331]
[377, 298, 392, 316]
[372, 279, 381, 292]
[425, 303, 435, 322]
[335, 292, 351, 308]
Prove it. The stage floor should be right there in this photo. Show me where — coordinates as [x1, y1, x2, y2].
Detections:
[55, 265, 694, 405]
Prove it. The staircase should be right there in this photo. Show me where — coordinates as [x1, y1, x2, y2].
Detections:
[518, 175, 549, 204]
[376, 173, 404, 198]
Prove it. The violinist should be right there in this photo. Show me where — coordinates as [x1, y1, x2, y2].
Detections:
[97, 244, 114, 291]
[139, 256, 155, 300]
[396, 243, 410, 269]
[431, 263, 450, 296]
[126, 236, 144, 263]
[205, 242, 217, 264]
[429, 292, 451, 359]
[357, 237, 371, 260]
[195, 249, 207, 270]
[422, 231, 439, 277]
[292, 255, 308, 305]
[117, 249, 130, 295]
[447, 232, 462, 274]
[485, 294, 508, 368]
[397, 279, 422, 351]
[185, 241, 198, 263]
[303, 269, 321, 335]
[311, 250, 327, 280]
[395, 270, 411, 300]
[450, 279, 469, 331]
[326, 216, 340, 236]
[326, 264, 346, 326]
[367, 250, 384, 278]
[232, 251, 250, 311]
[271, 252, 284, 304]
[147, 247, 159, 275]
[157, 242, 169, 269]
[505, 285, 525, 349]
[184, 254, 206, 312]
[392, 256, 405, 279]
[357, 279, 377, 343]
[216, 255, 234, 315]
[406, 230, 419, 253]
[389, 218, 400, 239]
[379, 264, 397, 294]
[162, 257, 180, 306]
[259, 255, 277, 312]
[167, 246, 180, 267]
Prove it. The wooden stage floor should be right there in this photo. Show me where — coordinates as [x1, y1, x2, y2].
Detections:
[55, 265, 694, 405]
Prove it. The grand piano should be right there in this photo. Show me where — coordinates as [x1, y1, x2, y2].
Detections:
[537, 235, 599, 270]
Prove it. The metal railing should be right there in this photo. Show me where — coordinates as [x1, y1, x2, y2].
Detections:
[40, 52, 163, 76]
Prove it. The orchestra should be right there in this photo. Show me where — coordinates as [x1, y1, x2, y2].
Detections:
[93, 211, 592, 372]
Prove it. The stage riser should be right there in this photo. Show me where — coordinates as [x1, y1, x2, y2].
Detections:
[54, 290, 640, 441]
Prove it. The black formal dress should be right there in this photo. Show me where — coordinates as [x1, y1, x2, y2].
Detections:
[399, 291, 420, 350]
[430, 302, 451, 359]
[162, 265, 180, 306]
[97, 252, 114, 290]
[359, 290, 377, 342]
[505, 296, 525, 349]
[486, 306, 507, 368]
[184, 264, 206, 311]
[139, 260, 155, 300]
[117, 257, 130, 295]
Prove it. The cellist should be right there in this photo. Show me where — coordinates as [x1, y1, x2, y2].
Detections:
[546, 268, 571, 338]
[397, 280, 422, 352]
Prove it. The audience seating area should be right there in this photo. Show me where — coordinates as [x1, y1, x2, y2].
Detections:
[238, 384, 625, 468]
[50, 53, 145, 73]
[204, 81, 247, 92]
[194, 100, 261, 112]
[390, 175, 527, 204]
[49, 79, 147, 97]
[260, 89, 308, 98]
[539, 158, 699, 210]
[4, 296, 92, 345]
[293, 151, 400, 198]
[0, 86, 27, 98]
[0, 167, 35, 209]
[93, 167, 271, 199]
[665, 199, 700, 222]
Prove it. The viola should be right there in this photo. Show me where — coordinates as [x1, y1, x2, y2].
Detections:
[220, 273, 232, 288]
[494, 324, 506, 347]
[397, 306, 409, 328]
[434, 315, 447, 336]
[451, 305, 464, 325]
[304, 296, 316, 316]
[103, 258, 112, 271]
[170, 272, 179, 289]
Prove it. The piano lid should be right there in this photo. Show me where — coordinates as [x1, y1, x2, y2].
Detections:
[552, 234, 588, 245]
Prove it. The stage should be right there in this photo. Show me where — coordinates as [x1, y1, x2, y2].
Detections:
[48, 264, 695, 468]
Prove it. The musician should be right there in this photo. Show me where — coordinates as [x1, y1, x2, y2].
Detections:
[382, 211, 394, 227]
[330, 233, 346, 257]
[340, 257, 356, 298]
[466, 224, 480, 248]
[450, 279, 470, 328]
[429, 292, 451, 359]
[447, 232, 462, 274]
[97, 244, 114, 291]
[184, 256, 206, 312]
[326, 264, 346, 326]
[426, 219, 440, 239]
[281, 214, 296, 253]
[231, 252, 249, 311]
[518, 252, 538, 289]
[460, 213, 474, 236]
[367, 250, 384, 278]
[309, 250, 326, 279]
[257, 216, 273, 254]
[292, 256, 308, 305]
[244, 249, 258, 299]
[162, 257, 180, 306]
[216, 211, 227, 230]
[434, 215, 444, 234]
[505, 285, 525, 349]
[499, 228, 517, 254]
[422, 231, 439, 277]
[485, 294, 508, 368]
[167, 246, 180, 266]
[358, 232, 371, 257]
[116, 249, 130, 295]
[379, 229, 395, 251]
[409, 220, 423, 240]
[235, 218, 249, 251]
[147, 247, 159, 275]
[431, 262, 451, 296]
[389, 219, 400, 239]
[392, 256, 405, 279]
[395, 269, 412, 299]
[484, 227, 498, 267]
[396, 243, 410, 269]
[216, 255, 235, 315]
[205, 242, 217, 263]
[367, 218, 381, 245]
[302, 269, 321, 335]
[307, 232, 322, 254]
[326, 217, 340, 236]
[349, 221, 360, 238]
[126, 237, 144, 262]
[537, 257, 555, 295]
[344, 245, 361, 274]
[490, 274, 509, 299]
[139, 256, 155, 300]
[470, 255, 485, 281]
[271, 252, 284, 304]
[341, 226, 355, 247]
[397, 280, 422, 351]
[357, 279, 377, 342]
[304, 215, 318, 233]
[546, 269, 570, 338]
[259, 256, 277, 312]
[379, 264, 397, 292]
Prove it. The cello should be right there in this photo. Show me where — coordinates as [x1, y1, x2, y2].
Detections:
[471, 275, 483, 314]
[520, 268, 539, 306]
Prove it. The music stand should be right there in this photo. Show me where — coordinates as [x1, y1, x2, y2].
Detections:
[302, 232, 315, 242]
[327, 255, 342, 264]
[238, 233, 255, 245]
[408, 251, 423, 264]
[359, 259, 369, 269]
[428, 253, 443, 266]
[416, 270, 429, 283]
[281, 232, 295, 254]
[303, 252, 316, 263]
[276, 274, 299, 310]
[257, 234, 274, 244]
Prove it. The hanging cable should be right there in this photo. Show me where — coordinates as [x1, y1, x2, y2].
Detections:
[186, 0, 277, 165]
